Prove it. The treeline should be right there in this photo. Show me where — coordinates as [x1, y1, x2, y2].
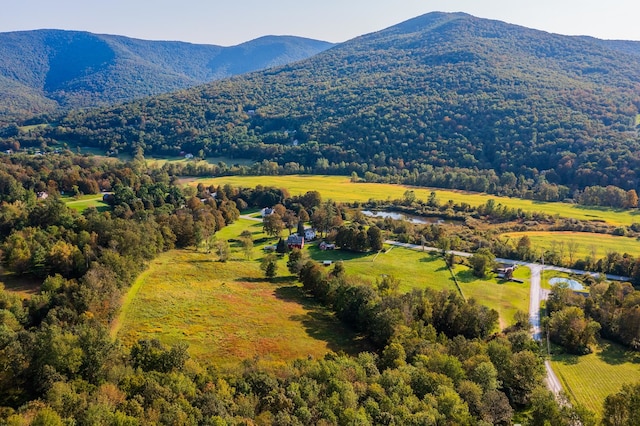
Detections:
[298, 260, 499, 347]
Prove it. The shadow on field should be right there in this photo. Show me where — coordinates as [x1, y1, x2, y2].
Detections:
[552, 351, 580, 366]
[456, 269, 479, 283]
[183, 257, 217, 263]
[0, 269, 41, 296]
[596, 340, 640, 365]
[235, 276, 296, 284]
[307, 245, 371, 263]
[275, 285, 369, 354]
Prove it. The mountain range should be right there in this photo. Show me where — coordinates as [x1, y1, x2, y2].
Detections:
[0, 29, 334, 121]
[5, 12, 640, 192]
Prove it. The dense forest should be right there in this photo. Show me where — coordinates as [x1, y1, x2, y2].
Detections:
[6, 12, 640, 197]
[0, 29, 333, 122]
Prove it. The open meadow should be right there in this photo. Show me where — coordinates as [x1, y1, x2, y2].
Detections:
[146, 155, 254, 168]
[501, 230, 640, 259]
[114, 214, 532, 369]
[113, 249, 370, 370]
[191, 175, 640, 226]
[551, 339, 640, 417]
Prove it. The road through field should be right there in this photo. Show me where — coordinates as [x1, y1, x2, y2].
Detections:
[382, 239, 630, 400]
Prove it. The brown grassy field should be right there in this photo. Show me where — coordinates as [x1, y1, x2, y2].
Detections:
[114, 249, 370, 369]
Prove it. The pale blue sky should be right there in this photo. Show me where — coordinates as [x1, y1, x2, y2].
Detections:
[1, 0, 638, 45]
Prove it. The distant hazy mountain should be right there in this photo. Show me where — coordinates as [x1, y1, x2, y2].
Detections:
[44, 12, 640, 192]
[0, 29, 334, 120]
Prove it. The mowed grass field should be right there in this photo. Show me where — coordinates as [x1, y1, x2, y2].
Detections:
[502, 231, 640, 258]
[551, 339, 640, 416]
[63, 194, 110, 212]
[191, 175, 640, 226]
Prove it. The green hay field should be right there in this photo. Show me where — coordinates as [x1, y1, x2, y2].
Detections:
[551, 339, 640, 416]
[502, 231, 640, 259]
[191, 175, 640, 226]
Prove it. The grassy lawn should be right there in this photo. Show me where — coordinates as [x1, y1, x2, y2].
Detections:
[551, 339, 640, 416]
[502, 231, 640, 259]
[453, 265, 531, 330]
[114, 249, 369, 370]
[303, 242, 529, 329]
[541, 269, 590, 291]
[191, 175, 640, 226]
[307, 243, 457, 293]
[63, 194, 110, 212]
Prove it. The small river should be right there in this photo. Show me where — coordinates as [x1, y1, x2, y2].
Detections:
[361, 210, 445, 225]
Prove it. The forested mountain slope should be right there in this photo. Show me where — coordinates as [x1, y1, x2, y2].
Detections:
[15, 12, 640, 191]
[0, 29, 333, 121]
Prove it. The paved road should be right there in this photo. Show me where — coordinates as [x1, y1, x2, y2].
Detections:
[239, 214, 263, 222]
[383, 240, 629, 282]
[529, 264, 544, 341]
[545, 360, 564, 396]
[383, 239, 630, 399]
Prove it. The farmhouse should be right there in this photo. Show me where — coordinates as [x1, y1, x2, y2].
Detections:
[260, 207, 274, 217]
[494, 263, 517, 279]
[287, 234, 305, 249]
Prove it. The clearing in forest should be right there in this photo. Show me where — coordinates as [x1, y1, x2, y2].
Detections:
[114, 249, 369, 369]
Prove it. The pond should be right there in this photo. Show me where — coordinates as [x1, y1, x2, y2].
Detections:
[361, 210, 445, 225]
[549, 277, 585, 291]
